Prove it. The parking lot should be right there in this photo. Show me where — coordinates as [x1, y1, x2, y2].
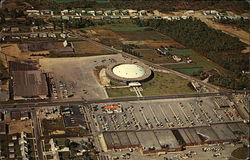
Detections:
[91, 96, 243, 131]
[39, 54, 125, 100]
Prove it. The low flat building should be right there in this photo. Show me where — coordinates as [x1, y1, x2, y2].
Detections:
[12, 70, 48, 100]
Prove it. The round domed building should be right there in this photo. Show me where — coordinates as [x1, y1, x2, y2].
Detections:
[106, 62, 153, 84]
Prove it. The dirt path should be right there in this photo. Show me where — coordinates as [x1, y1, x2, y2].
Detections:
[197, 16, 250, 45]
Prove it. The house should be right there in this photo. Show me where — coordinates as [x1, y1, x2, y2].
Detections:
[87, 11, 95, 16]
[61, 9, 69, 15]
[112, 10, 120, 15]
[9, 148, 15, 153]
[26, 10, 40, 16]
[39, 33, 47, 38]
[138, 10, 147, 16]
[0, 123, 7, 134]
[48, 33, 56, 38]
[60, 33, 67, 39]
[185, 10, 195, 14]
[62, 15, 70, 20]
[30, 33, 38, 38]
[9, 154, 15, 159]
[8, 142, 14, 147]
[12, 135, 17, 140]
[96, 11, 103, 15]
[172, 55, 182, 62]
[104, 10, 112, 16]
[31, 26, 39, 31]
[0, 112, 3, 121]
[11, 112, 21, 121]
[11, 27, 19, 32]
[21, 112, 30, 120]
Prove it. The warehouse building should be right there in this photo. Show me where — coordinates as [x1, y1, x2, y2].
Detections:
[12, 70, 48, 100]
[9, 61, 49, 100]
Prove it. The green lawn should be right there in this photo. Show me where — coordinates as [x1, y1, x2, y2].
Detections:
[174, 68, 204, 75]
[106, 72, 196, 98]
[142, 72, 196, 96]
[82, 24, 148, 32]
[106, 88, 136, 97]
[169, 48, 198, 56]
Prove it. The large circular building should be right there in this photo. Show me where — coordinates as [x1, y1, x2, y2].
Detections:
[106, 62, 152, 84]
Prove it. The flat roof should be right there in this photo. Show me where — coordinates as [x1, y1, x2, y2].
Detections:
[12, 70, 48, 98]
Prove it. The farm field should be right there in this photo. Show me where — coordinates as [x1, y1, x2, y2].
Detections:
[82, 24, 148, 32]
[72, 41, 115, 55]
[117, 30, 172, 41]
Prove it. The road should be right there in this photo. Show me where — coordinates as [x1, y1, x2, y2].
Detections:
[0, 91, 246, 110]
[31, 110, 44, 160]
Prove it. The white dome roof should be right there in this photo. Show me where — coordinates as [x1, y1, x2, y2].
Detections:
[112, 64, 145, 79]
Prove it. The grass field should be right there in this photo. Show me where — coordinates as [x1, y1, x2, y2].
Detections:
[73, 41, 115, 55]
[174, 67, 204, 75]
[106, 71, 196, 98]
[106, 88, 136, 97]
[118, 31, 172, 41]
[169, 48, 198, 56]
[165, 49, 229, 75]
[82, 24, 148, 32]
[134, 49, 176, 64]
[142, 72, 196, 96]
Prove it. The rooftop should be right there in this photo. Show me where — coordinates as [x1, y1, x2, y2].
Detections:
[12, 70, 48, 98]
[112, 64, 145, 79]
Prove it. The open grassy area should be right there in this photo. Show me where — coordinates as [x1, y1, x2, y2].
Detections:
[73, 41, 115, 56]
[82, 24, 148, 32]
[134, 49, 175, 64]
[174, 67, 204, 75]
[231, 147, 249, 159]
[169, 48, 198, 56]
[165, 49, 229, 75]
[142, 72, 196, 96]
[42, 118, 89, 137]
[106, 87, 136, 97]
[106, 72, 196, 98]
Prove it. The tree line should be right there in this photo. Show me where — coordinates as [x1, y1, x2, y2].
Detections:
[216, 17, 249, 33]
